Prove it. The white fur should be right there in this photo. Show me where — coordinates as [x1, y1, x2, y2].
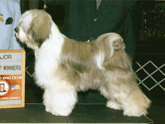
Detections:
[106, 100, 122, 110]
[33, 19, 79, 116]
[15, 9, 151, 117]
[95, 52, 105, 70]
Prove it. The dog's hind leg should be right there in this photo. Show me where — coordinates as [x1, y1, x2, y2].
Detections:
[102, 70, 151, 117]
[99, 86, 122, 110]
[106, 100, 122, 110]
[121, 88, 151, 117]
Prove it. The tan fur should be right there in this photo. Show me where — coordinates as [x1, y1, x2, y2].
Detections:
[15, 9, 151, 117]
[60, 38, 96, 73]
[54, 34, 151, 116]
[28, 10, 52, 47]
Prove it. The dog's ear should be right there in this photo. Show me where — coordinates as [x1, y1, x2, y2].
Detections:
[29, 14, 52, 47]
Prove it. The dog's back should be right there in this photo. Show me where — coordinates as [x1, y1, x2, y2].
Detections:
[59, 33, 126, 91]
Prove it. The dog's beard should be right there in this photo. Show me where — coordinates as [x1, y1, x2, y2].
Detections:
[15, 35, 26, 48]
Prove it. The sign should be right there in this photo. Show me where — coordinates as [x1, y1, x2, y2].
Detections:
[0, 50, 25, 108]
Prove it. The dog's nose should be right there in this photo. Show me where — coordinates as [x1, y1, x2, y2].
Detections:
[14, 27, 19, 33]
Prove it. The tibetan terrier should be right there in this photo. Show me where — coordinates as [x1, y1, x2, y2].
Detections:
[15, 9, 151, 117]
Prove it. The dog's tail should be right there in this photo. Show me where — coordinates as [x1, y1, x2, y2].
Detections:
[104, 49, 133, 71]
[93, 33, 131, 70]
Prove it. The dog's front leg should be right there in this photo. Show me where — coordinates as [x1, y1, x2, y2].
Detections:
[43, 82, 77, 116]
[51, 89, 77, 116]
[43, 89, 53, 113]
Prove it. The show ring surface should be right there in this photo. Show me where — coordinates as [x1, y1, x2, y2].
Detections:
[0, 104, 153, 123]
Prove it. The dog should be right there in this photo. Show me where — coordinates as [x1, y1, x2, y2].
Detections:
[15, 9, 151, 117]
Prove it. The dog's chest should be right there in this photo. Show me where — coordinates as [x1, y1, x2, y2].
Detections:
[34, 51, 59, 87]
[36, 57, 58, 75]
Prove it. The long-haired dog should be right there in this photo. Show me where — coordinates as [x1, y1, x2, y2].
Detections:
[15, 9, 151, 117]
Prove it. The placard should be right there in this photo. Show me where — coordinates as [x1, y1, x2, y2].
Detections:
[0, 50, 25, 108]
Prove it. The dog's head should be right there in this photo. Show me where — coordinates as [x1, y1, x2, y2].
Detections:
[15, 9, 52, 50]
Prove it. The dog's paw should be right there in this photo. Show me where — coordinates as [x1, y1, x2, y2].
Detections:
[51, 109, 71, 116]
[106, 100, 122, 110]
[45, 107, 52, 113]
[112, 38, 125, 50]
[123, 109, 147, 117]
